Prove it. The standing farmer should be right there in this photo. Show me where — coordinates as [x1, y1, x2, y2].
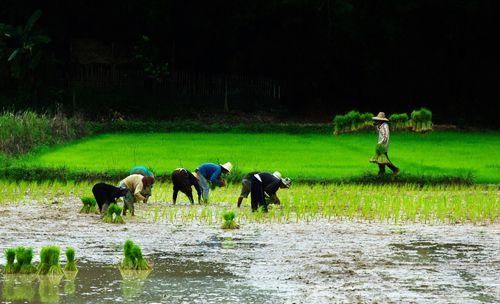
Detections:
[370, 112, 399, 175]
[118, 174, 155, 216]
[194, 162, 232, 203]
[171, 168, 201, 204]
[250, 172, 291, 211]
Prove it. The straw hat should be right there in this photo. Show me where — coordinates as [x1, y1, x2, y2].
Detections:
[220, 162, 233, 173]
[273, 171, 282, 179]
[372, 112, 389, 121]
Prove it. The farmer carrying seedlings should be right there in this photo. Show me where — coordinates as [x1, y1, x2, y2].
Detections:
[171, 168, 201, 204]
[118, 174, 155, 216]
[370, 112, 399, 175]
[130, 165, 155, 203]
[250, 172, 291, 211]
[194, 162, 232, 203]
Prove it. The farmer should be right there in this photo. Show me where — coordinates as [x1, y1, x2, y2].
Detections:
[171, 168, 201, 204]
[370, 112, 399, 175]
[129, 165, 155, 203]
[194, 162, 232, 203]
[250, 172, 291, 211]
[118, 174, 155, 216]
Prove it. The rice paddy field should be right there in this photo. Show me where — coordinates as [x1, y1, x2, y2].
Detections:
[1, 130, 499, 303]
[12, 131, 500, 183]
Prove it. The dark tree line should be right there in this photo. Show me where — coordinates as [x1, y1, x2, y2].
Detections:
[0, 0, 497, 126]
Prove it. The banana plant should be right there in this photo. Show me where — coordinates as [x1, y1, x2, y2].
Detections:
[0, 10, 51, 79]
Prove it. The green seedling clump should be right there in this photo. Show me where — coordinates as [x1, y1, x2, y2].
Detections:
[80, 196, 98, 213]
[103, 203, 125, 224]
[37, 246, 63, 275]
[221, 210, 239, 229]
[131, 245, 151, 270]
[15, 247, 36, 274]
[4, 248, 16, 274]
[64, 247, 78, 272]
[120, 240, 137, 270]
[120, 240, 151, 270]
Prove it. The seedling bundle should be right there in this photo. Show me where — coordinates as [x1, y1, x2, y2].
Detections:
[120, 240, 151, 271]
[3, 247, 36, 274]
[333, 108, 433, 134]
[103, 203, 125, 224]
[37, 246, 64, 276]
[221, 210, 239, 229]
[80, 196, 98, 214]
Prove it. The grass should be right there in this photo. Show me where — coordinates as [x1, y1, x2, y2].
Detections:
[221, 210, 239, 229]
[103, 203, 125, 224]
[8, 131, 500, 184]
[64, 247, 78, 272]
[37, 246, 63, 276]
[0, 181, 497, 224]
[80, 196, 98, 214]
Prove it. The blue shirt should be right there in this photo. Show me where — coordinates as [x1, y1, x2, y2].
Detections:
[196, 163, 222, 185]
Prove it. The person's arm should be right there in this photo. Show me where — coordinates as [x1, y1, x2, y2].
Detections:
[270, 194, 281, 205]
[134, 183, 146, 201]
[264, 180, 280, 197]
[210, 166, 223, 185]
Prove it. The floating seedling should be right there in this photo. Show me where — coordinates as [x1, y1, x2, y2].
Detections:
[63, 247, 78, 279]
[221, 210, 239, 229]
[120, 240, 151, 271]
[80, 196, 98, 214]
[4, 248, 16, 274]
[37, 246, 64, 276]
[103, 203, 125, 224]
[15, 247, 36, 274]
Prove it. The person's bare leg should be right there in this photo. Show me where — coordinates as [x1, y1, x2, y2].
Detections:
[237, 196, 244, 208]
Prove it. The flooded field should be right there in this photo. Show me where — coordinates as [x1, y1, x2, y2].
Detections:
[1, 190, 499, 303]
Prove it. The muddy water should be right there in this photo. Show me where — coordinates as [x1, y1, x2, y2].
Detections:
[0, 199, 499, 303]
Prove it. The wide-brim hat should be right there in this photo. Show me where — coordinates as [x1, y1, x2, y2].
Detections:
[372, 112, 389, 122]
[220, 162, 233, 173]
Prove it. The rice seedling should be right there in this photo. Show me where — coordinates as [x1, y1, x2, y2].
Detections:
[37, 245, 64, 276]
[79, 196, 98, 213]
[120, 240, 151, 271]
[4, 248, 16, 274]
[103, 203, 125, 224]
[221, 210, 239, 229]
[64, 247, 78, 272]
[15, 246, 36, 274]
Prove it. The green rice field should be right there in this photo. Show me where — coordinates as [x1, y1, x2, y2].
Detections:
[0, 181, 497, 224]
[13, 131, 500, 183]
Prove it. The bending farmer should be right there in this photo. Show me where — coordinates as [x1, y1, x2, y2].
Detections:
[129, 165, 155, 203]
[369, 112, 399, 175]
[118, 174, 155, 216]
[250, 172, 291, 211]
[194, 162, 232, 203]
[171, 168, 201, 204]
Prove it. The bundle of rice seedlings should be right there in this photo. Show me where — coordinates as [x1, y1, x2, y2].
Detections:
[131, 245, 151, 271]
[411, 109, 423, 132]
[221, 210, 239, 229]
[360, 112, 374, 128]
[37, 246, 63, 275]
[4, 248, 16, 274]
[103, 203, 125, 224]
[80, 196, 97, 213]
[345, 110, 362, 131]
[389, 113, 410, 130]
[420, 107, 433, 131]
[64, 247, 78, 272]
[15, 247, 36, 274]
[333, 114, 347, 134]
[120, 240, 137, 270]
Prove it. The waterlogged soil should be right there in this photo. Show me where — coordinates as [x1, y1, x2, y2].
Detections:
[0, 198, 499, 303]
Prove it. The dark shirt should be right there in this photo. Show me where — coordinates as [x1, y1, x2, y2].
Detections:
[256, 172, 281, 196]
